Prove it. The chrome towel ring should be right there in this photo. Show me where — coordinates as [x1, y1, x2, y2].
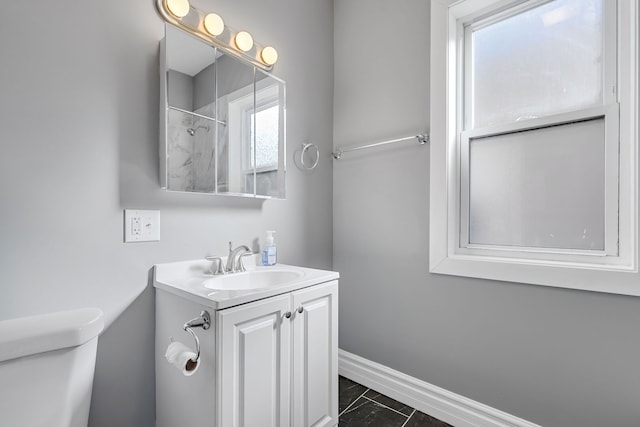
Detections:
[300, 142, 320, 170]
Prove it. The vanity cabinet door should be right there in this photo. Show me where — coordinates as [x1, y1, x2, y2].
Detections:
[291, 281, 339, 427]
[217, 294, 291, 427]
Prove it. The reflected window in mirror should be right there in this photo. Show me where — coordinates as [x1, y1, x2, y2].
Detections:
[250, 99, 279, 171]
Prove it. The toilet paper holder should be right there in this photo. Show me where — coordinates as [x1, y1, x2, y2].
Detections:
[180, 310, 211, 362]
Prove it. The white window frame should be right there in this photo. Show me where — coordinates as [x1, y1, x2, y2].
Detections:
[429, 0, 639, 295]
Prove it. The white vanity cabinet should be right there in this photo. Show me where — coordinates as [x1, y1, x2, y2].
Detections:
[217, 281, 339, 427]
[154, 260, 339, 427]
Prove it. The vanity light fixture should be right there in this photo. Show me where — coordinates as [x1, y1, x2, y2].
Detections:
[203, 13, 224, 36]
[260, 46, 279, 66]
[155, 0, 278, 70]
[164, 0, 190, 18]
[234, 31, 254, 52]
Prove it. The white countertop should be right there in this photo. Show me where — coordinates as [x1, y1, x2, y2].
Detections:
[153, 257, 339, 310]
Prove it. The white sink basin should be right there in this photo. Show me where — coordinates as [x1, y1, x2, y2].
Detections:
[154, 258, 339, 309]
[203, 269, 304, 291]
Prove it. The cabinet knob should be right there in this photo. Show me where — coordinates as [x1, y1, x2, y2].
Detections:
[297, 306, 304, 314]
[284, 311, 292, 319]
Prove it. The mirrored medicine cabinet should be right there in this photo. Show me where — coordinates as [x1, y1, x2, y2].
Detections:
[159, 24, 286, 198]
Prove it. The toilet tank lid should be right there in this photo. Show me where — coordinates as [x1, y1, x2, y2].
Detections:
[0, 308, 104, 363]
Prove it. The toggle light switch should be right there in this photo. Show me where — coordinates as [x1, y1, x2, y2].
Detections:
[124, 209, 160, 242]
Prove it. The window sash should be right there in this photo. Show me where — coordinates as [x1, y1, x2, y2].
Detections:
[458, 105, 619, 262]
[462, 0, 618, 131]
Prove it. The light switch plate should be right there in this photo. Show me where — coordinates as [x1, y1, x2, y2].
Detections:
[124, 209, 160, 242]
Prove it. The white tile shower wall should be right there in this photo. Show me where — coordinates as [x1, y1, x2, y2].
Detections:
[167, 109, 195, 190]
[216, 95, 230, 192]
[192, 103, 216, 193]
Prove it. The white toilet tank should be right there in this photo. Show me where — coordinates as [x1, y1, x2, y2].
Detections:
[0, 308, 104, 427]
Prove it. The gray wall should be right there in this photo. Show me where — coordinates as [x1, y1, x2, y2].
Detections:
[333, 1, 640, 427]
[193, 63, 215, 111]
[0, 0, 333, 426]
[216, 54, 256, 98]
[168, 70, 194, 111]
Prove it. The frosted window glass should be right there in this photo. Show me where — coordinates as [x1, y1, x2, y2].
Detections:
[471, 0, 602, 128]
[468, 118, 605, 250]
[251, 105, 279, 169]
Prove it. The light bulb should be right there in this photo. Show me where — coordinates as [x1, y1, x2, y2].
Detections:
[234, 31, 254, 52]
[260, 46, 278, 66]
[164, 0, 190, 18]
[203, 13, 224, 36]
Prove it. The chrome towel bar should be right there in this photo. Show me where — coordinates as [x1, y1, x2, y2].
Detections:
[332, 133, 429, 160]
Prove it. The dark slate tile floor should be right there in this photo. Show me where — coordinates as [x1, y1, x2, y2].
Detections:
[338, 376, 453, 427]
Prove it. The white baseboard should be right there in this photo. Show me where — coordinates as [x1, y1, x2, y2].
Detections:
[338, 349, 541, 427]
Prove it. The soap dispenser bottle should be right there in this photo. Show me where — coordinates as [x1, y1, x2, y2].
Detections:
[261, 230, 277, 266]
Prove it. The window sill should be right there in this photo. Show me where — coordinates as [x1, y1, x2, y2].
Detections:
[430, 254, 640, 296]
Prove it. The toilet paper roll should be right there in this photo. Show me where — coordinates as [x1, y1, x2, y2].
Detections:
[165, 341, 200, 376]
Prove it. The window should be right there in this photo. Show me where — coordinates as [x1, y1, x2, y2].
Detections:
[430, 0, 639, 295]
[460, 0, 618, 260]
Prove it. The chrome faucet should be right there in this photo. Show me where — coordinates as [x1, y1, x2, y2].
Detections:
[226, 242, 253, 273]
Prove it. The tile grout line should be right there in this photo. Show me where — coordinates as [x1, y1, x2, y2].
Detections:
[400, 409, 417, 427]
[338, 387, 371, 417]
[361, 395, 412, 419]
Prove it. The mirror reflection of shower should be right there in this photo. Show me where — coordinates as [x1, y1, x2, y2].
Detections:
[187, 125, 210, 136]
